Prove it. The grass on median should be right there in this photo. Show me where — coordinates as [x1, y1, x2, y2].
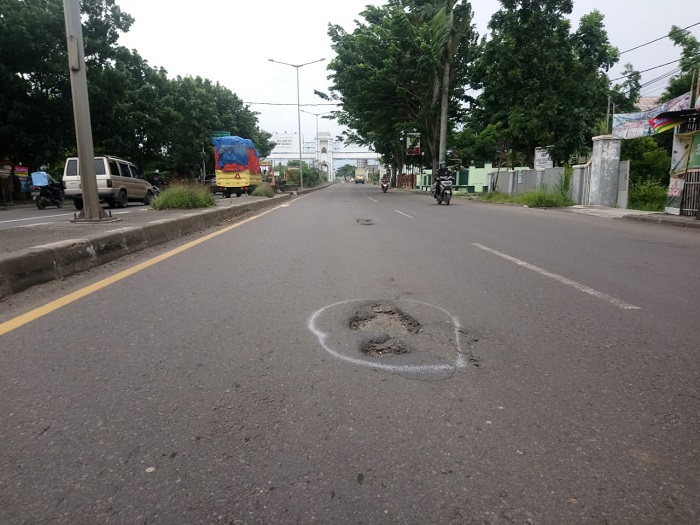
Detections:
[475, 188, 573, 208]
[251, 184, 275, 198]
[151, 184, 216, 210]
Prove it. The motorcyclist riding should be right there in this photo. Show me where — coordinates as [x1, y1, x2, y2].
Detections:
[432, 162, 449, 197]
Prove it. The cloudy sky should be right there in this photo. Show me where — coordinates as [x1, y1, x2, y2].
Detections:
[114, 0, 698, 146]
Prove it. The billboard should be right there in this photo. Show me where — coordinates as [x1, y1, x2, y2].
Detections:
[534, 147, 553, 169]
[612, 92, 691, 139]
[406, 133, 420, 155]
[270, 133, 298, 154]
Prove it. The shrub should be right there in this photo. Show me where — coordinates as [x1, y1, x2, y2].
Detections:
[151, 184, 216, 210]
[514, 188, 573, 208]
[476, 188, 572, 207]
[628, 180, 666, 212]
[251, 184, 275, 198]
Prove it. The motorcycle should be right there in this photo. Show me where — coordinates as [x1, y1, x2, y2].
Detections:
[32, 184, 64, 209]
[380, 180, 388, 193]
[432, 176, 452, 205]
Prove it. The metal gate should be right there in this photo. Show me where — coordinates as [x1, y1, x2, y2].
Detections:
[680, 170, 700, 216]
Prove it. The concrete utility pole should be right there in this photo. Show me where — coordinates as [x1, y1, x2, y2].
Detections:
[63, 0, 110, 221]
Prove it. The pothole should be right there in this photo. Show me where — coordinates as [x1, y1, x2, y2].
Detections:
[356, 218, 376, 226]
[360, 335, 411, 356]
[349, 302, 421, 334]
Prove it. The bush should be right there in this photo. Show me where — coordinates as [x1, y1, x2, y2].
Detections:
[151, 184, 216, 209]
[628, 180, 666, 211]
[251, 184, 275, 198]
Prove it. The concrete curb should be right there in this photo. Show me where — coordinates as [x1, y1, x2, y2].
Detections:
[0, 193, 293, 300]
[621, 214, 700, 230]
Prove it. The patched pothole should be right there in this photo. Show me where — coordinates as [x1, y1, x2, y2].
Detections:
[356, 218, 376, 226]
[349, 302, 421, 334]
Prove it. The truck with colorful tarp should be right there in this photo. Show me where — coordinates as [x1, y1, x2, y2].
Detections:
[212, 135, 262, 198]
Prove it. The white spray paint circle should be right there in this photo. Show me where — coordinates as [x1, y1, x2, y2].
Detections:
[308, 299, 468, 378]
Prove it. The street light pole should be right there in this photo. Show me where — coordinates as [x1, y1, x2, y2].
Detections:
[269, 58, 325, 190]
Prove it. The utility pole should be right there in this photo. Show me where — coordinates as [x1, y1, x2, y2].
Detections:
[63, 0, 111, 221]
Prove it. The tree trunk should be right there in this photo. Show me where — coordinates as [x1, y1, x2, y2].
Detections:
[438, 56, 451, 165]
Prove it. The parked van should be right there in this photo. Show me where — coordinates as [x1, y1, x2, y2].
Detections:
[62, 155, 155, 210]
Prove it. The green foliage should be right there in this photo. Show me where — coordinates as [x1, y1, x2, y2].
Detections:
[515, 188, 573, 208]
[327, 1, 478, 171]
[628, 180, 666, 212]
[251, 184, 275, 198]
[621, 137, 671, 185]
[474, 3, 618, 165]
[659, 26, 700, 102]
[336, 164, 356, 181]
[151, 184, 215, 209]
[0, 0, 273, 177]
[477, 189, 572, 207]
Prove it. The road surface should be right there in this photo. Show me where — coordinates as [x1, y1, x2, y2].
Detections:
[1, 184, 698, 524]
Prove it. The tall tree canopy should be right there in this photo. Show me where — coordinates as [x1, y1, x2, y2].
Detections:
[472, 0, 618, 165]
[0, 0, 273, 176]
[327, 0, 478, 173]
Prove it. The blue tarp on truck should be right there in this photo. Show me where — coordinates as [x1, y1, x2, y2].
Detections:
[212, 136, 260, 172]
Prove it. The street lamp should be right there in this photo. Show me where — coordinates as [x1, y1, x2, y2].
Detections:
[300, 109, 333, 178]
[268, 58, 325, 190]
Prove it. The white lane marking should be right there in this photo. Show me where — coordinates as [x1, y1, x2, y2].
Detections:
[308, 299, 467, 374]
[0, 213, 74, 224]
[473, 243, 641, 310]
[18, 222, 53, 228]
[368, 197, 378, 203]
[395, 210, 414, 219]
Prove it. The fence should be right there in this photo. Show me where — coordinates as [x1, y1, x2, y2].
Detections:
[493, 167, 566, 196]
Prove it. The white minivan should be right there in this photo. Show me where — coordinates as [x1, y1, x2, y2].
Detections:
[62, 155, 155, 210]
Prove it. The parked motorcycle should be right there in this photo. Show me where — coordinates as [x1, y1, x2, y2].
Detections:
[380, 179, 389, 193]
[432, 175, 452, 205]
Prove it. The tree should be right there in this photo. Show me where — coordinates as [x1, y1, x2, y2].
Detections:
[473, 1, 618, 165]
[0, 0, 133, 170]
[659, 25, 700, 102]
[0, 0, 273, 179]
[610, 63, 642, 114]
[327, 1, 478, 174]
[410, 0, 478, 167]
[336, 164, 356, 181]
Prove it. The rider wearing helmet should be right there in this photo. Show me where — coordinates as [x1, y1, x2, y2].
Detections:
[432, 162, 449, 197]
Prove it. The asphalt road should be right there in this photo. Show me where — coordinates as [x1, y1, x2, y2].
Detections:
[1, 184, 698, 524]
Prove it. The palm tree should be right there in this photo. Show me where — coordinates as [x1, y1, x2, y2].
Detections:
[416, 0, 476, 167]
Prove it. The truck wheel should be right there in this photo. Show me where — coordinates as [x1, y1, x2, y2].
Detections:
[224, 189, 231, 198]
[246, 188, 253, 196]
[235, 190, 243, 198]
[74, 198, 83, 210]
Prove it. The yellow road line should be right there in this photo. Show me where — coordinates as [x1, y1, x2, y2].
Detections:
[0, 202, 288, 337]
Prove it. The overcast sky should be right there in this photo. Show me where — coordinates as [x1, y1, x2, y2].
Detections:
[114, 0, 698, 147]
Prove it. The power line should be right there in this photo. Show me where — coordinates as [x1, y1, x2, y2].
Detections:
[610, 58, 684, 82]
[619, 21, 700, 55]
[244, 102, 340, 107]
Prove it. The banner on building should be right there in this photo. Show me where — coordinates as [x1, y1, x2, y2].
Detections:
[613, 92, 691, 139]
[406, 133, 420, 155]
[665, 133, 694, 215]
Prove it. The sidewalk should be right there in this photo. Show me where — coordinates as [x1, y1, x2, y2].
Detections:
[561, 205, 700, 230]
